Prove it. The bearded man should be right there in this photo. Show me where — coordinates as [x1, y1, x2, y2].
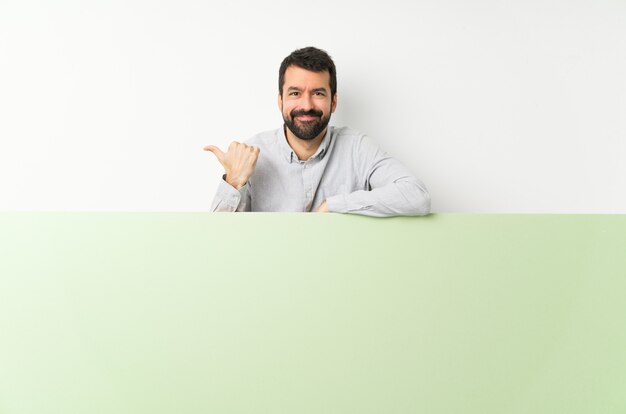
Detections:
[205, 47, 430, 216]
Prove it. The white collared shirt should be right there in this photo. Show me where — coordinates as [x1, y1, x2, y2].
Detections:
[210, 125, 430, 217]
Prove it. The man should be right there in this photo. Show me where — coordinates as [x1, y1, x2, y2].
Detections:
[205, 47, 430, 217]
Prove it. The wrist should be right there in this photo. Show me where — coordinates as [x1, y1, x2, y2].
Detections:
[225, 174, 246, 190]
[318, 201, 330, 212]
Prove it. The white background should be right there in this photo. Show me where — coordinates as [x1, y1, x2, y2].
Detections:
[1, 0, 624, 212]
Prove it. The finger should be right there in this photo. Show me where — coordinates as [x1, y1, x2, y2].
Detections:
[204, 145, 225, 163]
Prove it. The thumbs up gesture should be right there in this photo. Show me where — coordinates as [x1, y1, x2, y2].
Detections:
[204, 141, 260, 190]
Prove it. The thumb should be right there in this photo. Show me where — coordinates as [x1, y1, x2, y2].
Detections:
[204, 145, 225, 163]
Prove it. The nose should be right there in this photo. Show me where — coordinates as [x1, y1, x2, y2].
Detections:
[300, 94, 314, 111]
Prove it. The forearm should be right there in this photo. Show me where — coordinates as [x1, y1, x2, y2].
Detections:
[210, 175, 251, 212]
[325, 178, 430, 217]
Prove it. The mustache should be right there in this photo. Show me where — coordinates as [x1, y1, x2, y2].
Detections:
[291, 109, 323, 118]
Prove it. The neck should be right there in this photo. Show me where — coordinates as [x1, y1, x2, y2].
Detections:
[284, 126, 328, 161]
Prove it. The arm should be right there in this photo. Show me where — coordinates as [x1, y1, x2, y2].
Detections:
[324, 135, 430, 217]
[205, 142, 259, 212]
[210, 174, 251, 212]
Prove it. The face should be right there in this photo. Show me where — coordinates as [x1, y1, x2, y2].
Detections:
[279, 65, 337, 141]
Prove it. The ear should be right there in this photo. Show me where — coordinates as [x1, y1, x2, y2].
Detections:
[277, 93, 283, 111]
[331, 93, 338, 113]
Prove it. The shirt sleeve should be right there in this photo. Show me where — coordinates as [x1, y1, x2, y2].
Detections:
[324, 135, 430, 217]
[210, 175, 251, 212]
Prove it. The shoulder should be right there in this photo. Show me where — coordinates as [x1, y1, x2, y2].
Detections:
[331, 126, 381, 154]
[332, 126, 365, 141]
[244, 128, 280, 148]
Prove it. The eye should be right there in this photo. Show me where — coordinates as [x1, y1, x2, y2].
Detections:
[289, 91, 299, 96]
[314, 91, 325, 96]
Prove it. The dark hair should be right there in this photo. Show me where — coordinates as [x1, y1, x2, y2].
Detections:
[278, 47, 337, 99]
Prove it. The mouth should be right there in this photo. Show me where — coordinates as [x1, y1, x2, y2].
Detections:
[295, 115, 319, 121]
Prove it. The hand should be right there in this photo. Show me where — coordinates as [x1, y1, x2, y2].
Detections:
[204, 142, 260, 190]
[316, 201, 329, 213]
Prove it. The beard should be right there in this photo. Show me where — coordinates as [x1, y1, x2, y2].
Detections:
[283, 108, 331, 141]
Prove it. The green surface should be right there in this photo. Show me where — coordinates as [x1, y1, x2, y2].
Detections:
[1, 213, 625, 414]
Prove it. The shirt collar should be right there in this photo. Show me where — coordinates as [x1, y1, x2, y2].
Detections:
[278, 125, 333, 163]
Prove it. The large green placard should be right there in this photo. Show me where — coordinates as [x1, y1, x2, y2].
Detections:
[1, 213, 625, 413]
